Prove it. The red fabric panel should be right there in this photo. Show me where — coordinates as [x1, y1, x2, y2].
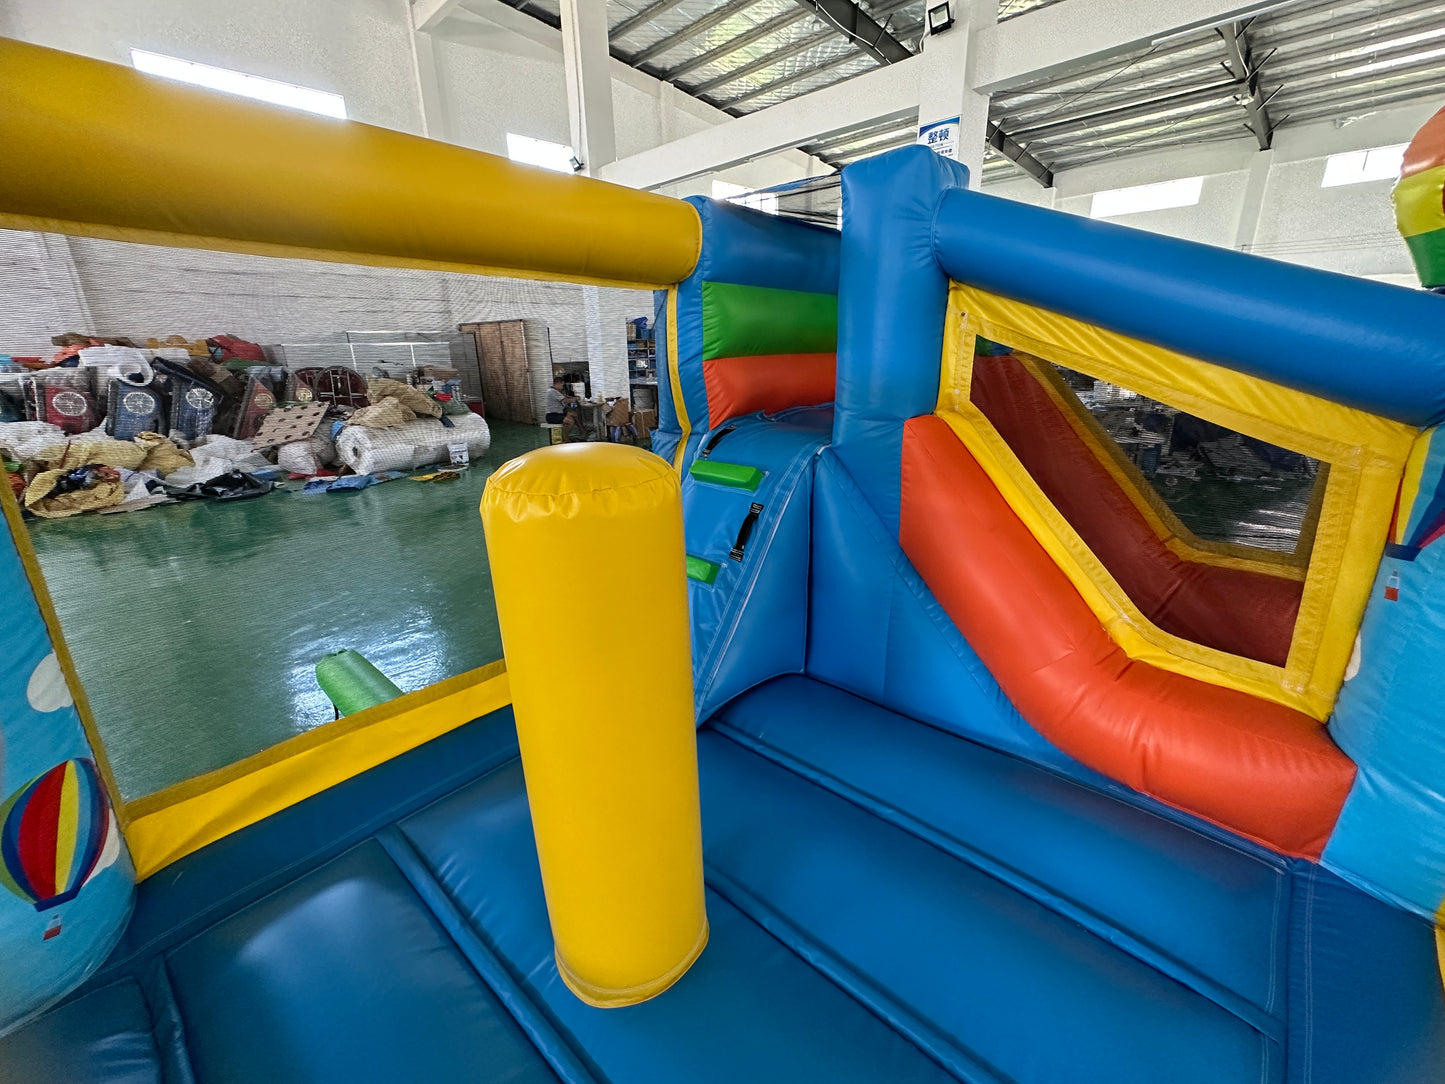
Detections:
[900, 415, 1354, 858]
[971, 354, 1302, 667]
[19, 765, 65, 899]
[703, 353, 835, 424]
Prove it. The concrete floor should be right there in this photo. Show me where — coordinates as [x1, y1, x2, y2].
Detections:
[26, 420, 548, 800]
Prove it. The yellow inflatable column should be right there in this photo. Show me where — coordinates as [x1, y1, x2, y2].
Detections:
[480, 443, 707, 1007]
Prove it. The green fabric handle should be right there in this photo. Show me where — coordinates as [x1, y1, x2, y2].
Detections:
[315, 648, 404, 716]
[689, 459, 764, 491]
[686, 555, 720, 585]
[701, 281, 837, 360]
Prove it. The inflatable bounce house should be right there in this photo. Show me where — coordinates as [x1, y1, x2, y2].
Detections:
[5, 36, 1445, 1083]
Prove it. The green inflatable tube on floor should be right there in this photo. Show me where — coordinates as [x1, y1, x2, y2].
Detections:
[315, 649, 404, 716]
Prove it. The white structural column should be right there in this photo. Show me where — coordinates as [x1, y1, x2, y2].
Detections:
[916, 0, 996, 186]
[36, 234, 93, 333]
[1232, 148, 1274, 252]
[582, 286, 630, 401]
[408, 29, 450, 141]
[559, 0, 624, 398]
[559, 0, 617, 175]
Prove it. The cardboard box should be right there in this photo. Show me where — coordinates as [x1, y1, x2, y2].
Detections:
[543, 423, 564, 445]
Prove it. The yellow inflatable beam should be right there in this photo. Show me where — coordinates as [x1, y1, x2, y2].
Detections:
[0, 38, 700, 289]
[481, 444, 707, 1007]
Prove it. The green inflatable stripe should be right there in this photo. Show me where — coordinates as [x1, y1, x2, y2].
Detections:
[1405, 228, 1445, 288]
[701, 281, 837, 361]
[315, 648, 404, 716]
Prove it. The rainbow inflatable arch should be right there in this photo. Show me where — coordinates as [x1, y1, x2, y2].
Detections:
[4, 37, 1445, 1084]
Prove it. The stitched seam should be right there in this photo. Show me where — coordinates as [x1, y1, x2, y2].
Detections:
[704, 864, 1009, 1084]
[711, 721, 1285, 1039]
[102, 744, 520, 972]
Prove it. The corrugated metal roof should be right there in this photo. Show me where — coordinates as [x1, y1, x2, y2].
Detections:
[458, 0, 1445, 180]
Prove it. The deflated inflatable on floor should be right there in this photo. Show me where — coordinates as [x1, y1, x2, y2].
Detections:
[4, 36, 1445, 1084]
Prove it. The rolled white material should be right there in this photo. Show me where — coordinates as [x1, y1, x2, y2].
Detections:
[335, 412, 490, 474]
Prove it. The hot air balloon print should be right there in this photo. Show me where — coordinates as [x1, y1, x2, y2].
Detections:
[0, 758, 111, 912]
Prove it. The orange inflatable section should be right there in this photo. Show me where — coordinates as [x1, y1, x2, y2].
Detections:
[1401, 104, 1445, 177]
[703, 353, 836, 425]
[900, 415, 1355, 858]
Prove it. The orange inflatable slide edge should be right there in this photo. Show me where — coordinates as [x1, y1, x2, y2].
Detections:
[899, 414, 1355, 858]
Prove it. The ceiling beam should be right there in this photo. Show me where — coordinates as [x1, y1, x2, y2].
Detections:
[597, 55, 923, 188]
[413, 0, 466, 32]
[1009, 78, 1241, 141]
[988, 122, 1055, 185]
[668, 11, 814, 83]
[627, 0, 762, 66]
[787, 0, 912, 66]
[602, 0, 1311, 190]
[610, 0, 691, 43]
[679, 0, 919, 94]
[720, 47, 873, 110]
[1218, 19, 1277, 149]
[688, 28, 834, 96]
[971, 0, 1316, 93]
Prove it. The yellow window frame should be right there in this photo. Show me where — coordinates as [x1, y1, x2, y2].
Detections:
[938, 282, 1417, 721]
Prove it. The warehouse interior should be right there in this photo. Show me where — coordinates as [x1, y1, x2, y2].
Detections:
[2, 0, 1445, 1079]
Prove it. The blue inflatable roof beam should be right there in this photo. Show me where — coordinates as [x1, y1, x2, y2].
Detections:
[931, 187, 1445, 428]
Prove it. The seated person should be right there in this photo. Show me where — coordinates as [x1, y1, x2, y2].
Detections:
[545, 377, 584, 440]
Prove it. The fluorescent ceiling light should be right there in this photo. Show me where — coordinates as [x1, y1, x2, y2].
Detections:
[507, 134, 576, 174]
[1321, 143, 1408, 188]
[1090, 176, 1204, 219]
[712, 180, 778, 215]
[130, 49, 346, 118]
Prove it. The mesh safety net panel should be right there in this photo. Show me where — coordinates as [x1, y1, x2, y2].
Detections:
[970, 345, 1318, 667]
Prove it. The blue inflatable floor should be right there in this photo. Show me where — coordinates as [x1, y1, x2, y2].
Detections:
[5, 677, 1443, 1083]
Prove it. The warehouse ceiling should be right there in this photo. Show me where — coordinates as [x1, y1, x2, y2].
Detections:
[454, 0, 1445, 183]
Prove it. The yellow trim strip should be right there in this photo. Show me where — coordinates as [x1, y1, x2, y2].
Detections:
[940, 283, 1415, 720]
[667, 286, 690, 470]
[124, 661, 510, 879]
[1394, 428, 1435, 545]
[0, 472, 128, 822]
[55, 762, 79, 890]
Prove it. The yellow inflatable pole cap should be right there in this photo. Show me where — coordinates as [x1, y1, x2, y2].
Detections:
[480, 443, 707, 1007]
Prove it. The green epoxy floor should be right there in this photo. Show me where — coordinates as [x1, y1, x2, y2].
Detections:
[26, 421, 547, 801]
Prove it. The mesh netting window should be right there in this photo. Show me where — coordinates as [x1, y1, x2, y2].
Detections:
[970, 343, 1320, 667]
[0, 231, 654, 802]
[1047, 364, 1325, 556]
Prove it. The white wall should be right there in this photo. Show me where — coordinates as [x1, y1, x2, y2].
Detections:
[0, 0, 427, 136]
[426, 3, 818, 195]
[0, 229, 651, 389]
